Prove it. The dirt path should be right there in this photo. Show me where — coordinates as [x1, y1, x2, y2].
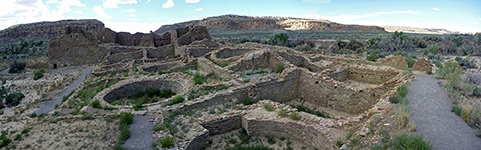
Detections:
[123, 115, 154, 150]
[35, 68, 92, 114]
[407, 74, 481, 150]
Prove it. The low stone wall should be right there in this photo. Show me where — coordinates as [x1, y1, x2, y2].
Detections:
[146, 45, 175, 59]
[215, 48, 252, 59]
[380, 55, 408, 70]
[242, 115, 331, 150]
[348, 66, 399, 84]
[140, 61, 184, 72]
[107, 50, 143, 64]
[412, 57, 432, 73]
[180, 87, 248, 111]
[108, 46, 142, 55]
[95, 73, 193, 103]
[198, 57, 235, 80]
[201, 114, 243, 135]
[251, 69, 300, 103]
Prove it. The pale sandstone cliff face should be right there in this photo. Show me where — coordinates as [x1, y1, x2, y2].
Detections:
[154, 15, 385, 34]
[0, 19, 104, 44]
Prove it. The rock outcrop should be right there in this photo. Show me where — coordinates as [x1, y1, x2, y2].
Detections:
[154, 14, 385, 34]
[0, 19, 104, 44]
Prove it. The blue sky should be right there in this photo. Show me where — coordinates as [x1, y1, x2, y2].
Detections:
[1, 0, 480, 33]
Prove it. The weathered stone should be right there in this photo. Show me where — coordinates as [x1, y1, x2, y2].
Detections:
[412, 57, 432, 73]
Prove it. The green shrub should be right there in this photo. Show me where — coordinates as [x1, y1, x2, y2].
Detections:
[158, 136, 175, 148]
[275, 64, 285, 73]
[241, 97, 255, 105]
[133, 102, 143, 111]
[296, 105, 330, 118]
[119, 112, 134, 125]
[165, 96, 184, 106]
[289, 112, 301, 121]
[193, 73, 207, 85]
[153, 124, 165, 132]
[4, 92, 25, 106]
[21, 128, 31, 134]
[33, 69, 44, 80]
[397, 85, 408, 98]
[263, 103, 274, 111]
[395, 105, 410, 128]
[435, 62, 462, 79]
[392, 134, 432, 150]
[8, 61, 26, 73]
[14, 134, 21, 140]
[91, 100, 101, 108]
[407, 58, 415, 68]
[278, 109, 288, 117]
[113, 144, 124, 150]
[367, 51, 379, 62]
[0, 134, 12, 148]
[267, 135, 276, 144]
[119, 123, 130, 143]
[451, 104, 462, 116]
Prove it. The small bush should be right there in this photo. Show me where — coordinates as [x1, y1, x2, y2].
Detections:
[275, 64, 285, 73]
[410, 123, 417, 132]
[165, 96, 184, 106]
[263, 103, 274, 111]
[119, 112, 134, 125]
[407, 58, 415, 68]
[4, 92, 25, 106]
[392, 134, 432, 150]
[367, 51, 379, 62]
[289, 112, 301, 121]
[113, 144, 124, 150]
[193, 73, 207, 85]
[0, 134, 12, 148]
[91, 100, 101, 108]
[159, 136, 175, 148]
[8, 61, 26, 73]
[389, 96, 401, 104]
[435, 62, 462, 79]
[395, 105, 410, 128]
[241, 97, 255, 105]
[133, 102, 143, 110]
[21, 128, 31, 134]
[336, 140, 344, 147]
[153, 124, 165, 132]
[278, 109, 288, 117]
[33, 69, 45, 80]
[267, 135, 276, 144]
[119, 123, 130, 143]
[397, 85, 408, 97]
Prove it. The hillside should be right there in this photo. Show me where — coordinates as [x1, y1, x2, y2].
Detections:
[154, 14, 385, 34]
[0, 19, 104, 44]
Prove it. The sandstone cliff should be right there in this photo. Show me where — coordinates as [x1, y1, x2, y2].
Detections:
[0, 19, 104, 44]
[154, 14, 385, 34]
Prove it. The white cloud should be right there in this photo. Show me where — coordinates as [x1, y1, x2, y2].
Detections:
[93, 6, 112, 20]
[195, 7, 203, 11]
[123, 9, 136, 12]
[131, 18, 138, 21]
[432, 7, 440, 11]
[162, 0, 174, 8]
[129, 14, 135, 17]
[147, 0, 151, 2]
[103, 21, 162, 33]
[104, 0, 137, 9]
[185, 0, 200, 3]
[478, 18, 481, 21]
[0, 0, 65, 30]
[74, 10, 84, 14]
[43, 0, 85, 14]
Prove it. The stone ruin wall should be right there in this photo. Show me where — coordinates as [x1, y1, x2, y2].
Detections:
[48, 24, 210, 68]
[242, 117, 331, 150]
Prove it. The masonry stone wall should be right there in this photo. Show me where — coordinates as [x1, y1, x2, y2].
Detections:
[242, 115, 331, 150]
[146, 45, 175, 59]
[198, 57, 235, 80]
[106, 50, 143, 64]
[103, 80, 184, 103]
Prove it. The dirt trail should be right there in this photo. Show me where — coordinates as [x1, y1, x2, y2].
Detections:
[123, 115, 154, 150]
[35, 68, 92, 114]
[406, 74, 481, 150]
